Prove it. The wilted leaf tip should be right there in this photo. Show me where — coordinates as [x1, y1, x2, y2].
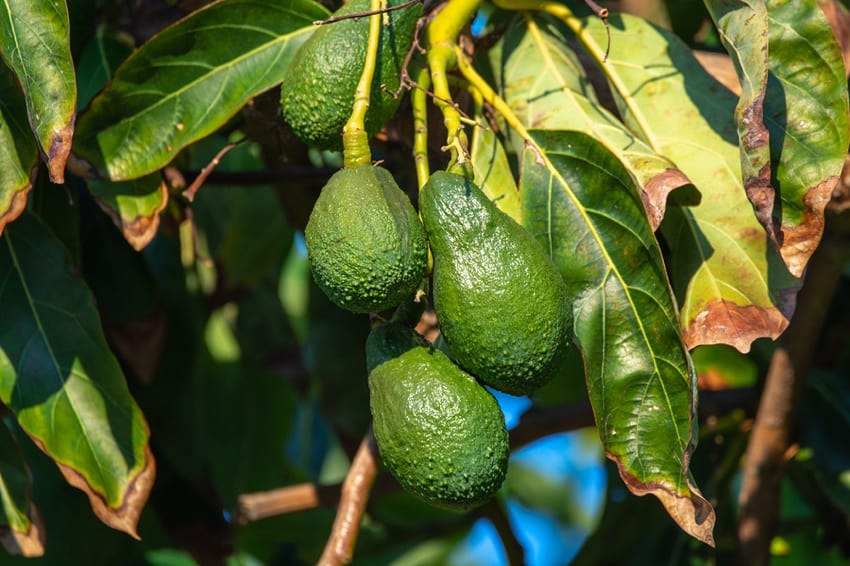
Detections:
[53, 443, 156, 540]
[0, 504, 45, 557]
[683, 297, 796, 353]
[609, 453, 716, 546]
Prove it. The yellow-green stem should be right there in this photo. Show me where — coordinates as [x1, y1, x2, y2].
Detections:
[424, 0, 483, 176]
[412, 66, 431, 191]
[342, 0, 385, 168]
[454, 45, 533, 145]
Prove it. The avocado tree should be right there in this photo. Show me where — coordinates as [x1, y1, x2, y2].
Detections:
[1, 0, 850, 564]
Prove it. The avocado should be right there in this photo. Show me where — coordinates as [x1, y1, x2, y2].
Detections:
[365, 319, 430, 374]
[369, 345, 509, 510]
[280, 0, 422, 151]
[419, 171, 572, 395]
[305, 165, 427, 313]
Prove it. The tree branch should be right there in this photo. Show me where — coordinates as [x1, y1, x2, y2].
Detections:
[737, 175, 850, 566]
[317, 432, 380, 566]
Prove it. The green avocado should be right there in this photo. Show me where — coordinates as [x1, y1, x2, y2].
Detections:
[280, 0, 422, 151]
[365, 319, 430, 374]
[369, 344, 509, 510]
[419, 171, 572, 396]
[305, 165, 427, 314]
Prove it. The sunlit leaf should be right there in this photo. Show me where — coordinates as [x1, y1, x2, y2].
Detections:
[0, 66, 38, 235]
[520, 130, 715, 546]
[470, 106, 521, 223]
[490, 12, 692, 230]
[0, 211, 155, 538]
[560, 8, 800, 352]
[0, 421, 44, 557]
[704, 0, 774, 241]
[88, 174, 169, 251]
[72, 0, 329, 181]
[0, 0, 76, 182]
[762, 0, 849, 276]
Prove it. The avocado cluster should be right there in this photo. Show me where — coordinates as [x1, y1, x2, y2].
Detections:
[305, 165, 572, 510]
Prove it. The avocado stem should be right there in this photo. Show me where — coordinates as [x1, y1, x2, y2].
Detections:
[342, 0, 386, 168]
[411, 66, 431, 190]
[424, 0, 482, 177]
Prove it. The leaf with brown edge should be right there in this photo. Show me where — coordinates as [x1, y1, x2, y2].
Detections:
[705, 0, 776, 245]
[560, 9, 802, 352]
[0, 66, 38, 236]
[0, 0, 76, 183]
[88, 175, 169, 251]
[0, 211, 155, 538]
[0, 421, 45, 557]
[521, 130, 715, 545]
[487, 11, 693, 230]
[762, 0, 850, 277]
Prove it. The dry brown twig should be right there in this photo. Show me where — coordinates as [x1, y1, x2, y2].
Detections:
[317, 432, 381, 566]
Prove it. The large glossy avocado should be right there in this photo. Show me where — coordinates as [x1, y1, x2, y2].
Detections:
[305, 165, 427, 313]
[419, 171, 572, 395]
[280, 0, 422, 150]
[369, 344, 509, 510]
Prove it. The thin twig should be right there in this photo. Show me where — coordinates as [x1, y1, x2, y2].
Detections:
[236, 484, 340, 523]
[317, 432, 380, 566]
[314, 0, 422, 25]
[583, 0, 611, 61]
[182, 140, 245, 202]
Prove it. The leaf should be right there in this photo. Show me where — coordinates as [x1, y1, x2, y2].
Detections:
[88, 174, 169, 251]
[520, 130, 715, 545]
[0, 65, 38, 235]
[0, 211, 155, 538]
[0, 421, 44, 557]
[490, 12, 692, 230]
[762, 0, 850, 276]
[470, 107, 521, 223]
[0, 0, 76, 182]
[71, 0, 329, 181]
[563, 9, 800, 352]
[76, 26, 134, 110]
[704, 0, 775, 242]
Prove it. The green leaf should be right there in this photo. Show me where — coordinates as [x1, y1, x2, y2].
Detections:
[0, 211, 155, 538]
[704, 0, 775, 238]
[87, 174, 169, 251]
[0, 421, 44, 557]
[469, 106, 521, 223]
[520, 130, 714, 545]
[72, 0, 329, 181]
[490, 12, 692, 230]
[763, 0, 850, 276]
[566, 9, 800, 352]
[76, 25, 134, 110]
[0, 65, 38, 234]
[0, 0, 76, 183]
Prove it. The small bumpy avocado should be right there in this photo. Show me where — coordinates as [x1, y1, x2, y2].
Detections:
[369, 344, 509, 510]
[420, 171, 572, 396]
[280, 0, 422, 151]
[305, 165, 427, 313]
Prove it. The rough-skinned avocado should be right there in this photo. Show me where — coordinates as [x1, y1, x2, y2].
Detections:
[365, 320, 430, 374]
[419, 171, 572, 395]
[280, 0, 422, 151]
[369, 345, 509, 510]
[305, 165, 427, 313]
